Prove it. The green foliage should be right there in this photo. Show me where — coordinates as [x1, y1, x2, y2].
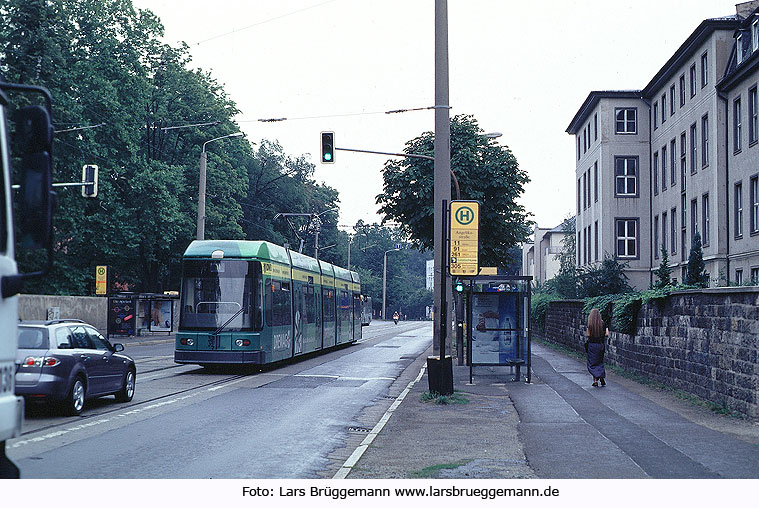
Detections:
[653, 245, 672, 289]
[376, 115, 533, 266]
[685, 232, 709, 287]
[577, 256, 632, 297]
[530, 292, 561, 333]
[420, 391, 469, 405]
[584, 287, 673, 336]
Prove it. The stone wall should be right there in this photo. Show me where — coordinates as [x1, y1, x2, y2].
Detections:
[541, 288, 759, 418]
[17, 294, 180, 335]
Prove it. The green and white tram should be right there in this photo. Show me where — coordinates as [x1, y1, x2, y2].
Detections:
[174, 240, 362, 367]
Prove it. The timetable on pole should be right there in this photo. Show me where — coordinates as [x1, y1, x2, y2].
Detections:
[449, 200, 480, 276]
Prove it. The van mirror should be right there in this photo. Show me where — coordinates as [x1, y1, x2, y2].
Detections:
[16, 105, 55, 250]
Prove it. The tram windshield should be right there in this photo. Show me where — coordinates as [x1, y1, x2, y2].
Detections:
[180, 259, 263, 331]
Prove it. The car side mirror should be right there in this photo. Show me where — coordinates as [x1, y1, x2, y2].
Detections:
[113, 343, 124, 352]
[58, 342, 71, 349]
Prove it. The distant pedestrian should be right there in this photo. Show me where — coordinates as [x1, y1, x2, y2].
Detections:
[585, 308, 608, 387]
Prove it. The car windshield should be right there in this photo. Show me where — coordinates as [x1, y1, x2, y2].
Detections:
[180, 259, 263, 331]
[18, 327, 49, 349]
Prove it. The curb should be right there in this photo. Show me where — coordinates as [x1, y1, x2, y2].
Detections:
[333, 364, 428, 479]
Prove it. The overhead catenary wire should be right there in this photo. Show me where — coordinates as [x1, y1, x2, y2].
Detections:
[249, 105, 436, 123]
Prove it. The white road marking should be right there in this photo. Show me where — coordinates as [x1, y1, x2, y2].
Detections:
[333, 364, 427, 479]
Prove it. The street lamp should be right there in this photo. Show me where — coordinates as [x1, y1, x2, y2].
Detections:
[197, 132, 244, 240]
[382, 247, 400, 320]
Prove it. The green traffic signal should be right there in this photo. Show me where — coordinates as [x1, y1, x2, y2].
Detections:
[321, 131, 334, 164]
[455, 281, 464, 293]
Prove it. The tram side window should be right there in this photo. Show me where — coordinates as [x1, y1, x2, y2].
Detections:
[304, 284, 316, 324]
[270, 280, 292, 327]
[322, 289, 335, 322]
[340, 290, 351, 324]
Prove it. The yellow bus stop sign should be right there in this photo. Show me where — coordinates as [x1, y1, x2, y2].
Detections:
[449, 201, 480, 276]
[96, 265, 108, 295]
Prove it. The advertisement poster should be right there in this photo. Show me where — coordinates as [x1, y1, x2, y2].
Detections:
[471, 292, 518, 364]
[149, 300, 173, 332]
[108, 296, 136, 336]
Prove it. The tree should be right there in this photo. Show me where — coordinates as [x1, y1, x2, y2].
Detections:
[653, 245, 672, 289]
[544, 216, 578, 298]
[577, 256, 632, 297]
[685, 231, 709, 287]
[375, 115, 532, 267]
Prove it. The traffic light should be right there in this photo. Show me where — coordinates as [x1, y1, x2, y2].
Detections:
[455, 280, 464, 293]
[81, 164, 98, 198]
[321, 131, 334, 163]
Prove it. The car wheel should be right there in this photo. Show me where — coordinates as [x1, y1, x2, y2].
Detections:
[115, 369, 135, 403]
[64, 377, 86, 416]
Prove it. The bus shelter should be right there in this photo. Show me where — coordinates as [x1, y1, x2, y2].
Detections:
[466, 275, 531, 383]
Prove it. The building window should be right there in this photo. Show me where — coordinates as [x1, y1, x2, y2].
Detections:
[615, 108, 637, 134]
[690, 123, 697, 174]
[577, 178, 581, 213]
[654, 103, 660, 131]
[582, 173, 588, 210]
[614, 157, 638, 196]
[735, 182, 743, 238]
[654, 215, 659, 259]
[594, 113, 598, 141]
[689, 64, 696, 97]
[583, 128, 587, 153]
[749, 86, 757, 145]
[691, 198, 698, 238]
[661, 94, 666, 124]
[593, 161, 598, 202]
[702, 193, 710, 247]
[670, 138, 677, 186]
[615, 219, 637, 259]
[577, 137, 581, 160]
[735, 269, 744, 285]
[653, 152, 659, 195]
[737, 33, 744, 65]
[670, 85, 676, 116]
[680, 132, 687, 190]
[751, 175, 759, 235]
[594, 220, 598, 261]
[751, 267, 759, 284]
[734, 97, 742, 153]
[671, 207, 677, 254]
[701, 51, 708, 88]
[662, 211, 668, 253]
[661, 145, 667, 191]
[701, 114, 709, 167]
[679, 74, 686, 107]
[753, 19, 759, 51]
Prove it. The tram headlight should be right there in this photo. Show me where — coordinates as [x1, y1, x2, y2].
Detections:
[180, 338, 195, 346]
[235, 339, 251, 347]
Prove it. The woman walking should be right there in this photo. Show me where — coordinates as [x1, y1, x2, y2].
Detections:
[585, 308, 608, 387]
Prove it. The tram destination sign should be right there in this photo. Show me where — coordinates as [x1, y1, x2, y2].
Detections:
[449, 200, 480, 276]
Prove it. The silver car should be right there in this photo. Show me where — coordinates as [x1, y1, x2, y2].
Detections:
[15, 319, 136, 415]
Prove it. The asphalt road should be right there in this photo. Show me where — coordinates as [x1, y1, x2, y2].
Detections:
[8, 320, 431, 478]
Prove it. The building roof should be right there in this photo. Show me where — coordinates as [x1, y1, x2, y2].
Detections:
[717, 6, 759, 92]
[566, 91, 641, 134]
[641, 17, 741, 97]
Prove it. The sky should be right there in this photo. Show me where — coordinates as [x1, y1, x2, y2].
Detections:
[131, 0, 740, 232]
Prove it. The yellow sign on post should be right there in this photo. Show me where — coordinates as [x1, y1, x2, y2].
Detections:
[95, 265, 108, 295]
[449, 201, 480, 276]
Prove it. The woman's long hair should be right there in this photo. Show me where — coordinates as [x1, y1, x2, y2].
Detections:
[587, 308, 605, 338]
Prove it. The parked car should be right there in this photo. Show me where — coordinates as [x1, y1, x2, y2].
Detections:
[15, 319, 136, 415]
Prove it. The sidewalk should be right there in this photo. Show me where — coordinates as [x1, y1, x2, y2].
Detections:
[345, 347, 537, 479]
[345, 340, 759, 479]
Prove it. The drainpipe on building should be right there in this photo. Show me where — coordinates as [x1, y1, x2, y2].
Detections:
[642, 95, 654, 288]
[717, 89, 730, 284]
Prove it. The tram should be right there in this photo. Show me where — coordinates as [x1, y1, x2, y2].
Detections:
[174, 240, 362, 367]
